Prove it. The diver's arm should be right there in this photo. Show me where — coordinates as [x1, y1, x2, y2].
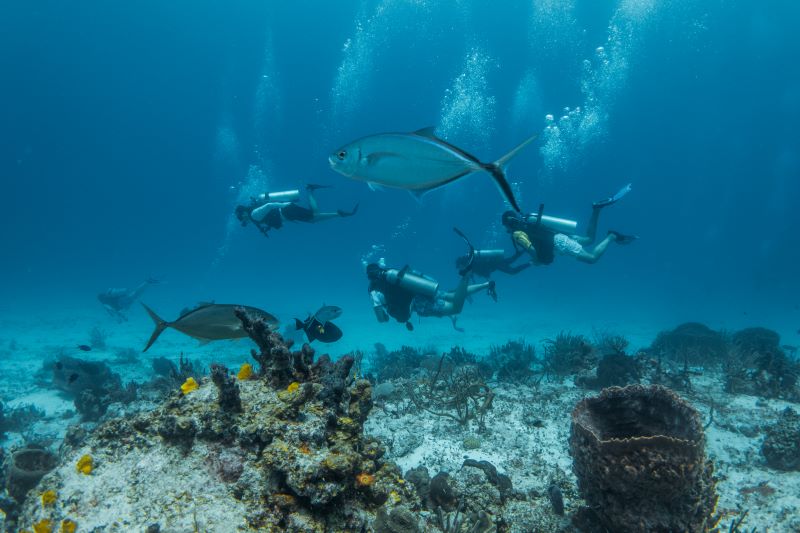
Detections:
[496, 260, 531, 275]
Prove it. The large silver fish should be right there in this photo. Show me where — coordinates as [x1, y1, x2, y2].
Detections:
[141, 303, 279, 352]
[329, 127, 536, 212]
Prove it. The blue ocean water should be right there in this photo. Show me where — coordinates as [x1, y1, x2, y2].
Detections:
[1, 0, 798, 359]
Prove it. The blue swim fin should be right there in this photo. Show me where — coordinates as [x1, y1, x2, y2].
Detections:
[594, 183, 632, 208]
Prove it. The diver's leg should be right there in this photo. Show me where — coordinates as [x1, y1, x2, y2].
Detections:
[582, 206, 602, 245]
[576, 234, 615, 264]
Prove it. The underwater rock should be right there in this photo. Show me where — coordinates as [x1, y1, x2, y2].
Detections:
[649, 322, 728, 366]
[761, 407, 800, 471]
[461, 459, 512, 503]
[569, 385, 718, 532]
[5, 446, 57, 503]
[405, 466, 431, 503]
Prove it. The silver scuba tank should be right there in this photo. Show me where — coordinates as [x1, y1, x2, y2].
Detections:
[384, 268, 439, 298]
[524, 213, 578, 234]
[473, 249, 505, 261]
[256, 190, 301, 203]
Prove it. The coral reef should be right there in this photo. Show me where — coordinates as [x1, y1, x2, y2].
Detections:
[51, 356, 135, 421]
[761, 407, 800, 471]
[209, 363, 242, 413]
[408, 354, 494, 428]
[18, 313, 416, 532]
[649, 322, 728, 366]
[725, 327, 799, 400]
[569, 385, 718, 532]
[542, 332, 596, 376]
[369, 343, 430, 382]
[578, 353, 640, 389]
[488, 339, 537, 383]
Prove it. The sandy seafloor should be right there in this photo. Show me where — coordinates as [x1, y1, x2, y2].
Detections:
[1, 299, 799, 532]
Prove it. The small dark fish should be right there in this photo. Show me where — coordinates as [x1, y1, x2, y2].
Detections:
[295, 305, 344, 343]
[68, 373, 80, 384]
[141, 303, 279, 352]
[548, 484, 564, 516]
[295, 316, 343, 343]
[77, 345, 92, 352]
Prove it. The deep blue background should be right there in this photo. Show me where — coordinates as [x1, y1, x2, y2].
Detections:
[1, 1, 798, 334]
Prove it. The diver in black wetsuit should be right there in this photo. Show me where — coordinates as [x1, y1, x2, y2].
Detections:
[501, 184, 638, 265]
[235, 184, 358, 237]
[366, 245, 497, 332]
[453, 228, 530, 280]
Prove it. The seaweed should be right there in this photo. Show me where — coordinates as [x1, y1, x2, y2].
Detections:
[408, 354, 494, 428]
[369, 343, 430, 382]
[488, 339, 538, 383]
[542, 332, 596, 376]
[724, 327, 799, 400]
[648, 322, 728, 367]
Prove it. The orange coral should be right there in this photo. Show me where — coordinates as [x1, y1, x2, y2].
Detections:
[298, 443, 311, 455]
[76, 454, 93, 475]
[60, 520, 77, 533]
[355, 472, 376, 487]
[236, 363, 253, 380]
[286, 381, 300, 393]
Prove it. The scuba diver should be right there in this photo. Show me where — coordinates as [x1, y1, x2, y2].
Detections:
[453, 228, 530, 280]
[366, 231, 497, 332]
[501, 184, 637, 265]
[98, 278, 159, 322]
[235, 184, 358, 237]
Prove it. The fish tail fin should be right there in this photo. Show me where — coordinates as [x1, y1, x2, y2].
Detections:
[141, 303, 168, 352]
[484, 134, 538, 213]
[295, 318, 304, 331]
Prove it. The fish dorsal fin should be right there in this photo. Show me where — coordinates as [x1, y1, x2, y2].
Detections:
[413, 126, 438, 139]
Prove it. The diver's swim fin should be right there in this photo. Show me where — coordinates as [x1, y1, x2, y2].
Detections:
[338, 203, 359, 217]
[593, 183, 632, 208]
[608, 230, 638, 245]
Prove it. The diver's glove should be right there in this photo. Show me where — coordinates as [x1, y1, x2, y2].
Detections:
[512, 231, 532, 250]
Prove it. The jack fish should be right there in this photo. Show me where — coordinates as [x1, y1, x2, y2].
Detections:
[142, 303, 279, 352]
[329, 127, 536, 212]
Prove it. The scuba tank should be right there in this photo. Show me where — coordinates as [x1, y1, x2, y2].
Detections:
[523, 213, 578, 234]
[473, 249, 505, 262]
[255, 190, 301, 203]
[384, 268, 439, 298]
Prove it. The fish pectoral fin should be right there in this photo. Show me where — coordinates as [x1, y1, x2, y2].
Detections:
[412, 126, 438, 139]
[367, 182, 388, 192]
[408, 189, 428, 203]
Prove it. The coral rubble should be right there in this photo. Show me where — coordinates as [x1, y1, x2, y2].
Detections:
[569, 385, 718, 532]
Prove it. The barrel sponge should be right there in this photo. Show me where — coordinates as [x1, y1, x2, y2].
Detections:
[569, 385, 718, 532]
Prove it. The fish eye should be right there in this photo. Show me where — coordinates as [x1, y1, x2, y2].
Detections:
[337, 150, 346, 160]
